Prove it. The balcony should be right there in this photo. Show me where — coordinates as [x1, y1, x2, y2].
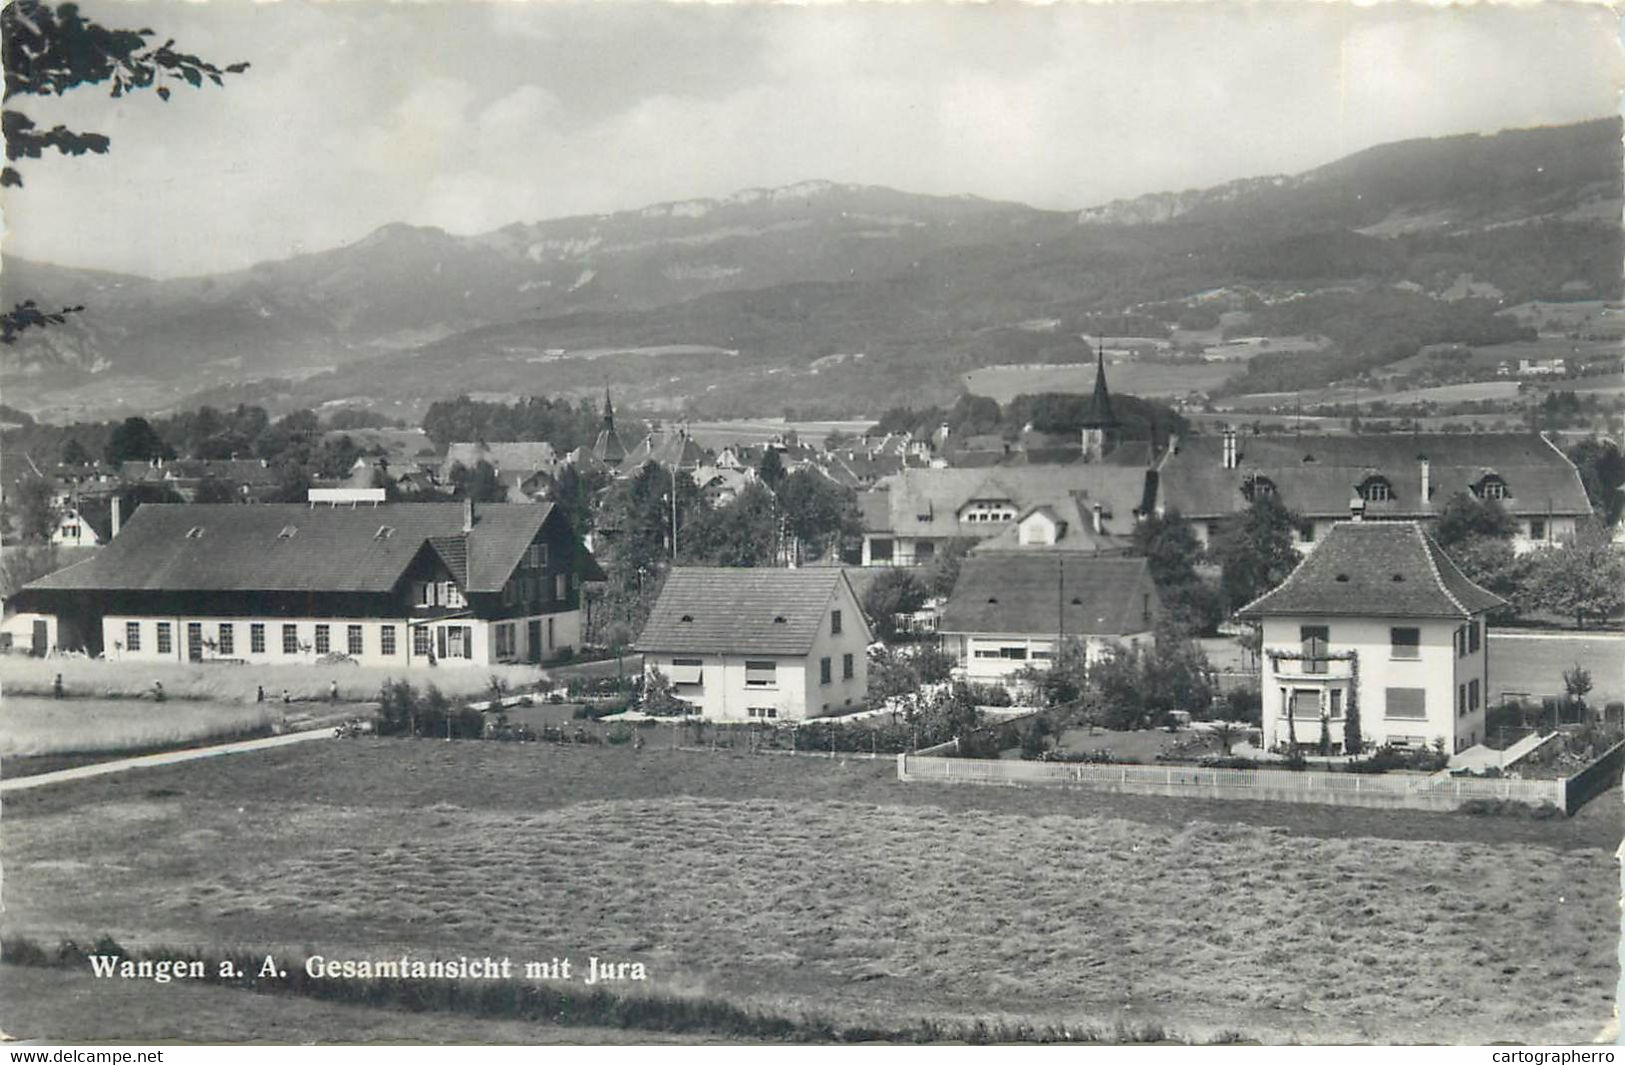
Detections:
[1267, 650, 1354, 682]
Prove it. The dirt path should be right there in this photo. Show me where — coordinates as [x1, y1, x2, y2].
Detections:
[1, 728, 333, 793]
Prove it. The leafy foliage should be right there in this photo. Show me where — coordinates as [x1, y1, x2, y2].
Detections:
[1527, 521, 1625, 628]
[861, 568, 929, 641]
[1208, 495, 1302, 614]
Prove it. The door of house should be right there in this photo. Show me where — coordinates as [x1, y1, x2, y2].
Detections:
[527, 619, 542, 663]
[187, 622, 204, 662]
[30, 619, 47, 657]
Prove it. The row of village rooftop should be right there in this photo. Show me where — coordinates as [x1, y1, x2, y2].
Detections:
[4, 400, 1609, 759]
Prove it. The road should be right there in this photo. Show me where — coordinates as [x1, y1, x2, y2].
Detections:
[1, 727, 333, 793]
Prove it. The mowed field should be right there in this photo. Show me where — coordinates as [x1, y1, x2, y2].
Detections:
[2, 741, 1618, 1044]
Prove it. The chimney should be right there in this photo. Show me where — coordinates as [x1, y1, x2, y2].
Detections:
[1418, 456, 1431, 504]
[462, 497, 474, 533]
[1091, 502, 1104, 535]
[111, 495, 122, 539]
[1221, 428, 1238, 470]
[1349, 496, 1366, 522]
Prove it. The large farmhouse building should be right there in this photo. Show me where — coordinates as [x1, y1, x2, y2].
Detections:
[1157, 431, 1592, 554]
[1238, 521, 1504, 755]
[9, 500, 603, 667]
[635, 567, 872, 721]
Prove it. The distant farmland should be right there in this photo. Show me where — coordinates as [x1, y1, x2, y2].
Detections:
[964, 360, 1242, 403]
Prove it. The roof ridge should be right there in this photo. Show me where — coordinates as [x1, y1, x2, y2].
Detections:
[1411, 523, 1468, 617]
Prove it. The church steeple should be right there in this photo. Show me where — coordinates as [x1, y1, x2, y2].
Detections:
[601, 387, 615, 431]
[1080, 341, 1119, 462]
[592, 387, 627, 468]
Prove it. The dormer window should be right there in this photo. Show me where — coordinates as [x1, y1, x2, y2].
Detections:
[1475, 475, 1509, 501]
[1242, 475, 1277, 502]
[185, 526, 204, 539]
[277, 525, 298, 539]
[374, 525, 396, 540]
[1357, 476, 1393, 503]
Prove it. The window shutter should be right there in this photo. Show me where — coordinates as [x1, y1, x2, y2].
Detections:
[437, 627, 447, 659]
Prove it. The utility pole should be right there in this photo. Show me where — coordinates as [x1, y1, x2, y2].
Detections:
[670, 462, 679, 562]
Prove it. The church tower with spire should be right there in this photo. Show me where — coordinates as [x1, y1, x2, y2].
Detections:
[1080, 342, 1120, 463]
[592, 387, 628, 468]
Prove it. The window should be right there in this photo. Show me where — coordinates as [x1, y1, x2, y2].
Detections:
[1467, 620, 1480, 654]
[1530, 519, 1547, 541]
[1300, 625, 1329, 674]
[251, 623, 265, 654]
[669, 657, 704, 684]
[1289, 689, 1319, 718]
[1483, 478, 1508, 500]
[1469, 679, 1480, 714]
[125, 621, 141, 652]
[999, 646, 1028, 660]
[1300, 523, 1316, 544]
[495, 625, 512, 659]
[156, 623, 172, 655]
[555, 574, 567, 600]
[1385, 687, 1427, 720]
[443, 583, 464, 608]
[1459, 684, 1468, 717]
[348, 624, 364, 656]
[218, 623, 234, 656]
[869, 538, 893, 562]
[1329, 689, 1343, 719]
[745, 660, 777, 688]
[1390, 627, 1420, 660]
[843, 653, 854, 680]
[1359, 477, 1393, 502]
[525, 543, 549, 569]
[747, 707, 778, 719]
[380, 625, 397, 656]
[820, 657, 832, 685]
[413, 625, 431, 657]
[913, 541, 936, 562]
[831, 609, 842, 636]
[283, 624, 299, 655]
[416, 582, 433, 607]
[315, 625, 331, 655]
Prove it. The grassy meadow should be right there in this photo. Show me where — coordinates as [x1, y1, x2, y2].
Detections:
[0, 655, 545, 704]
[0, 696, 276, 759]
[2, 740, 1618, 1044]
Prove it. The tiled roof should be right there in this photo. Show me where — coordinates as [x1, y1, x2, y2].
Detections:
[441, 442, 560, 481]
[863, 465, 1153, 545]
[1158, 432, 1592, 519]
[635, 567, 866, 656]
[1236, 521, 1505, 620]
[940, 555, 1159, 636]
[21, 502, 598, 597]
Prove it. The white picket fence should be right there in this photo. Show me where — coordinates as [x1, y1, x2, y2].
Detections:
[896, 754, 1568, 811]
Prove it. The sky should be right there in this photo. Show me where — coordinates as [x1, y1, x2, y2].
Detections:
[1, 0, 1620, 278]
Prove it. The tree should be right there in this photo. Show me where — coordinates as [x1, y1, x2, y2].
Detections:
[1529, 521, 1625, 628]
[103, 416, 170, 464]
[861, 567, 928, 641]
[679, 483, 779, 567]
[1435, 493, 1515, 547]
[0, 539, 59, 596]
[1567, 437, 1625, 527]
[776, 468, 859, 562]
[59, 437, 90, 465]
[1132, 510, 1201, 587]
[639, 667, 694, 717]
[1209, 495, 1302, 613]
[2, 0, 248, 341]
[448, 460, 507, 504]
[1343, 685, 1362, 756]
[1013, 635, 1089, 709]
[1563, 661, 1594, 719]
[756, 448, 786, 491]
[10, 474, 57, 540]
[921, 536, 978, 599]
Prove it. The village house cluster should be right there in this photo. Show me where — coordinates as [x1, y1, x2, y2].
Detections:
[3, 353, 1610, 756]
